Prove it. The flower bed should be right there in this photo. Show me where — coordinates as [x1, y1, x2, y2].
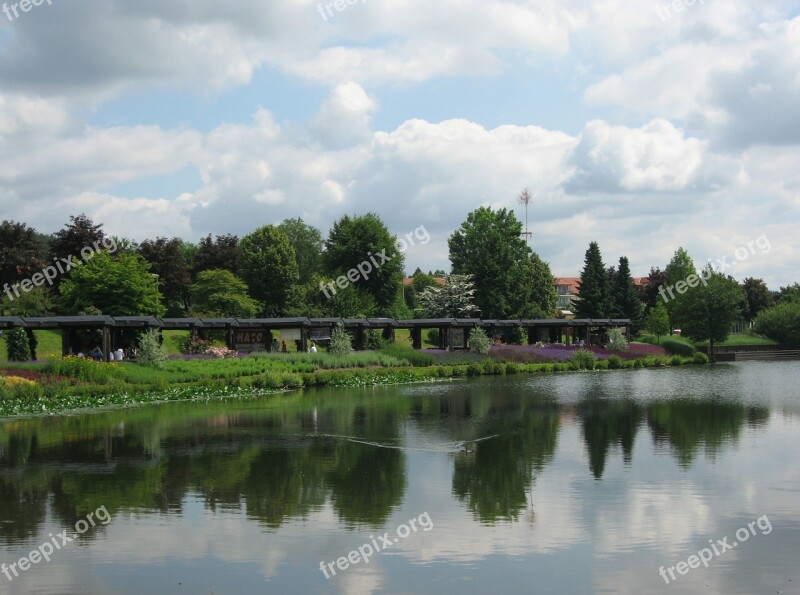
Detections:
[489, 342, 666, 362]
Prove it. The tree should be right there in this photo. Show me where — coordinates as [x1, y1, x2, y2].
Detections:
[673, 265, 746, 359]
[4, 327, 31, 362]
[0, 220, 46, 291]
[575, 242, 614, 318]
[278, 218, 324, 285]
[48, 215, 106, 287]
[647, 300, 670, 341]
[191, 270, 260, 318]
[403, 271, 439, 312]
[777, 283, 800, 304]
[740, 278, 771, 322]
[137, 237, 192, 316]
[753, 302, 800, 345]
[324, 214, 404, 315]
[523, 252, 558, 318]
[449, 207, 540, 319]
[416, 274, 480, 318]
[328, 323, 353, 356]
[59, 251, 165, 316]
[239, 225, 299, 317]
[664, 247, 696, 331]
[194, 233, 240, 276]
[612, 256, 645, 334]
[2, 286, 54, 317]
[640, 267, 667, 312]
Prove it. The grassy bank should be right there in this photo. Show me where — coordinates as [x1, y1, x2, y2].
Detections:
[0, 344, 706, 418]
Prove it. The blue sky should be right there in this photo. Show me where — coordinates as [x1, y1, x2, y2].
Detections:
[0, 0, 798, 286]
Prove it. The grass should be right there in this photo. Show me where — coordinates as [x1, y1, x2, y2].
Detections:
[640, 332, 778, 347]
[0, 329, 62, 361]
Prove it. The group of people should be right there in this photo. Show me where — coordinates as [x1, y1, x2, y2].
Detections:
[78, 346, 135, 362]
[270, 338, 318, 353]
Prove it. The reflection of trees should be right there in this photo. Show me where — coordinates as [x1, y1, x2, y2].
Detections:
[0, 473, 50, 544]
[578, 399, 643, 479]
[647, 400, 770, 466]
[452, 400, 560, 523]
[326, 441, 405, 528]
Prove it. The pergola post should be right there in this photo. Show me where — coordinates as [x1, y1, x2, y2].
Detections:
[411, 328, 422, 350]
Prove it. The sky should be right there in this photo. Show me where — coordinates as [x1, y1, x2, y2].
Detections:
[0, 0, 798, 287]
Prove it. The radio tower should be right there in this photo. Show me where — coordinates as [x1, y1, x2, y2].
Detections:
[518, 188, 533, 244]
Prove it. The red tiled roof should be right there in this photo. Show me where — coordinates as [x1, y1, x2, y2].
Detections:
[403, 276, 446, 286]
[554, 277, 581, 294]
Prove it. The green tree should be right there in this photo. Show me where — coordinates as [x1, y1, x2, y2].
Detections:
[740, 277, 771, 322]
[239, 225, 299, 317]
[612, 256, 645, 333]
[641, 267, 667, 312]
[137, 237, 192, 316]
[646, 300, 670, 341]
[575, 242, 614, 318]
[191, 270, 260, 318]
[753, 302, 800, 345]
[278, 218, 324, 285]
[522, 252, 558, 318]
[328, 323, 353, 356]
[324, 214, 403, 315]
[673, 266, 745, 359]
[59, 252, 165, 316]
[416, 274, 480, 318]
[4, 327, 31, 362]
[2, 286, 54, 317]
[777, 283, 800, 304]
[664, 247, 696, 331]
[448, 207, 540, 318]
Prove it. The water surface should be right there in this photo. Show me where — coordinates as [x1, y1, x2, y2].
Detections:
[1, 362, 798, 594]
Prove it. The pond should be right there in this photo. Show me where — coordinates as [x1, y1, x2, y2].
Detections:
[0, 361, 798, 594]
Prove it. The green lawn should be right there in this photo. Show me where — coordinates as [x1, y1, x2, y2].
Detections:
[639, 332, 778, 348]
[0, 329, 63, 361]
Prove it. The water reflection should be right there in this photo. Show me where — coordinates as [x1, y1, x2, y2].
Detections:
[0, 381, 776, 543]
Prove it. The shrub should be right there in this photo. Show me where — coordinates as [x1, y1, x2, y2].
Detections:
[693, 352, 709, 364]
[4, 327, 31, 362]
[137, 329, 168, 368]
[379, 343, 433, 367]
[570, 349, 596, 370]
[633, 358, 643, 369]
[426, 328, 440, 346]
[365, 330, 384, 350]
[328, 323, 353, 357]
[607, 354, 623, 369]
[46, 356, 117, 383]
[178, 334, 213, 355]
[208, 347, 237, 359]
[466, 362, 483, 376]
[507, 326, 526, 345]
[505, 361, 521, 374]
[754, 302, 800, 345]
[607, 328, 629, 352]
[662, 339, 696, 357]
[468, 327, 491, 355]
[669, 355, 683, 366]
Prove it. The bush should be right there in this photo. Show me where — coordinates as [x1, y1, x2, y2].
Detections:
[607, 328, 628, 351]
[466, 362, 483, 376]
[570, 349, 596, 370]
[754, 302, 800, 345]
[47, 356, 117, 383]
[468, 327, 491, 355]
[662, 339, 695, 357]
[594, 359, 609, 370]
[426, 328, 440, 346]
[328, 323, 353, 357]
[507, 326, 526, 345]
[137, 329, 168, 368]
[365, 330, 384, 350]
[178, 334, 213, 355]
[693, 352, 709, 364]
[607, 354, 623, 369]
[0, 376, 44, 399]
[669, 354, 683, 366]
[379, 343, 434, 367]
[4, 327, 31, 362]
